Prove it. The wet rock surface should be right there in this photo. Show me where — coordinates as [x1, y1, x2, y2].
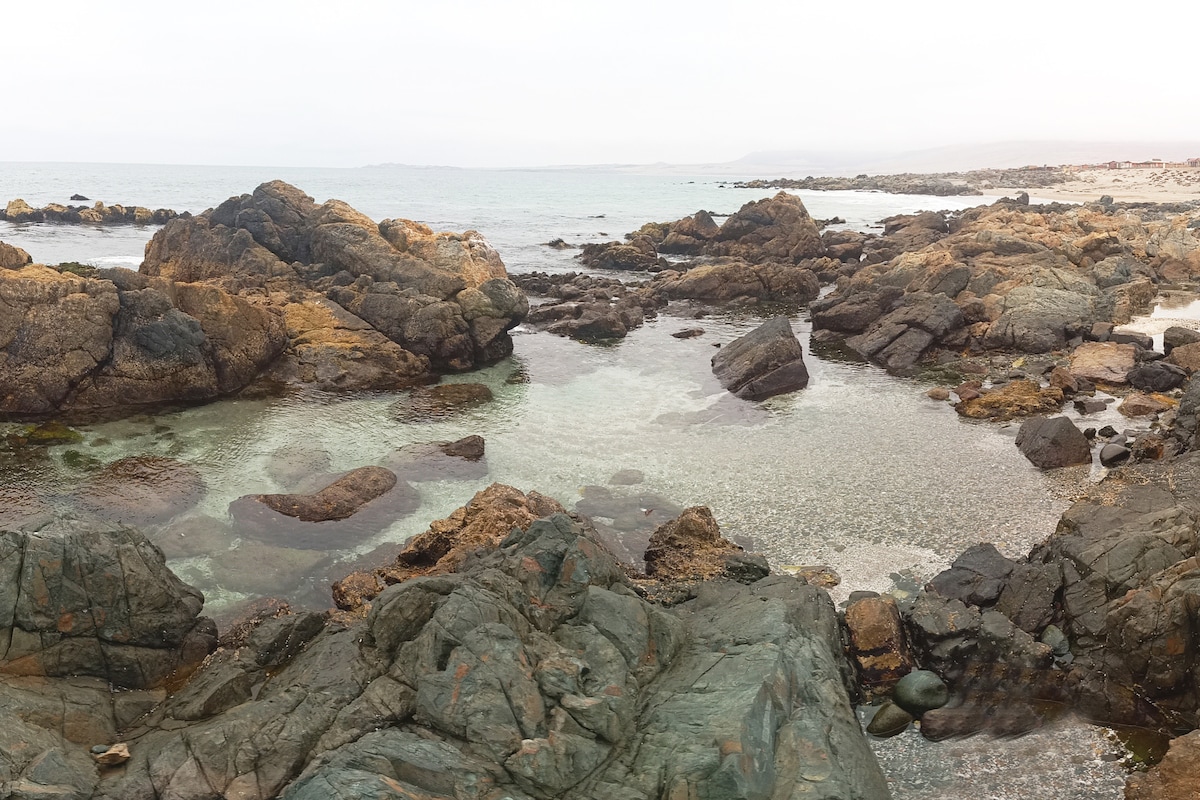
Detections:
[810, 198, 1197, 372]
[1015, 416, 1093, 468]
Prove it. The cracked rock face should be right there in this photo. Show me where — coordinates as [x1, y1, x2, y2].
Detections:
[0, 265, 286, 418]
[78, 512, 886, 800]
[0, 519, 216, 689]
[1, 499, 890, 800]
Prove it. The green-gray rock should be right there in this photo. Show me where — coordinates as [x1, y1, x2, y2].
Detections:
[893, 669, 950, 715]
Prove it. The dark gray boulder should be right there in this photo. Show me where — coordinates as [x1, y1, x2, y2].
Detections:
[845, 291, 965, 372]
[1164, 325, 1200, 355]
[1014, 416, 1092, 468]
[1127, 361, 1187, 392]
[711, 316, 809, 400]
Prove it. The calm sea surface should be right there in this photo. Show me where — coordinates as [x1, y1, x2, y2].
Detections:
[0, 162, 1128, 798]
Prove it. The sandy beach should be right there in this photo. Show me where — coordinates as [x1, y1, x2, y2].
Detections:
[996, 166, 1200, 204]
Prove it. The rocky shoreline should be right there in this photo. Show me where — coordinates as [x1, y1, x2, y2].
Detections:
[4, 182, 1200, 797]
[729, 167, 1072, 197]
[2, 198, 180, 225]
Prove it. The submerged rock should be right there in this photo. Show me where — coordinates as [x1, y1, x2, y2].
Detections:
[711, 316, 809, 400]
[254, 466, 398, 522]
[74, 455, 206, 527]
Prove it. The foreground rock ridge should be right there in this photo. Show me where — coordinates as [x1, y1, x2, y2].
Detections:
[0, 490, 889, 800]
[0, 180, 528, 419]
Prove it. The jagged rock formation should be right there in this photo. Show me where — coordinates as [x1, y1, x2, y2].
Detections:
[142, 180, 527, 376]
[0, 494, 889, 800]
[0, 182, 528, 418]
[0, 265, 287, 417]
[812, 199, 1198, 372]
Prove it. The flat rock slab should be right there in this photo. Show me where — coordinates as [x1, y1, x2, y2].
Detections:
[711, 315, 809, 400]
[256, 466, 398, 522]
[1069, 341, 1136, 385]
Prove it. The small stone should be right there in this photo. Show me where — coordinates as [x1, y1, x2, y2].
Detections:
[926, 387, 950, 401]
[672, 328, 705, 339]
[866, 701, 914, 737]
[92, 743, 131, 766]
[1073, 398, 1107, 414]
[1040, 624, 1070, 657]
[1098, 425, 1119, 437]
[892, 669, 950, 716]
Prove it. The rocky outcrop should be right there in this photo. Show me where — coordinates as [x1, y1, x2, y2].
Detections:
[899, 453, 1200, 736]
[515, 272, 664, 342]
[0, 265, 287, 418]
[643, 505, 768, 583]
[0, 241, 32, 269]
[2, 199, 178, 225]
[576, 236, 665, 271]
[654, 192, 825, 264]
[711, 316, 810, 400]
[332, 483, 566, 611]
[142, 181, 527, 374]
[653, 257, 821, 304]
[0, 519, 216, 688]
[17, 504, 884, 800]
[811, 198, 1196, 372]
[2, 182, 528, 418]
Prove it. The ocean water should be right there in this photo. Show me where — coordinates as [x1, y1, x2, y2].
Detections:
[0, 162, 1129, 797]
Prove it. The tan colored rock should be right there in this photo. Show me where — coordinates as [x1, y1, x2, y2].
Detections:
[331, 483, 566, 610]
[955, 379, 1064, 421]
[845, 595, 916, 697]
[270, 298, 432, 391]
[255, 466, 398, 522]
[3, 198, 39, 222]
[0, 241, 32, 269]
[644, 506, 747, 581]
[1118, 392, 1175, 417]
[1070, 341, 1137, 385]
[1167, 341, 1200, 374]
[1125, 729, 1200, 800]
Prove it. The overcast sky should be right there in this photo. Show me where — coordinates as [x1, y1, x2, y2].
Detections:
[6, 0, 1197, 169]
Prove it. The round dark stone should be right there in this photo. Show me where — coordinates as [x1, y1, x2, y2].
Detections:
[893, 669, 950, 716]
